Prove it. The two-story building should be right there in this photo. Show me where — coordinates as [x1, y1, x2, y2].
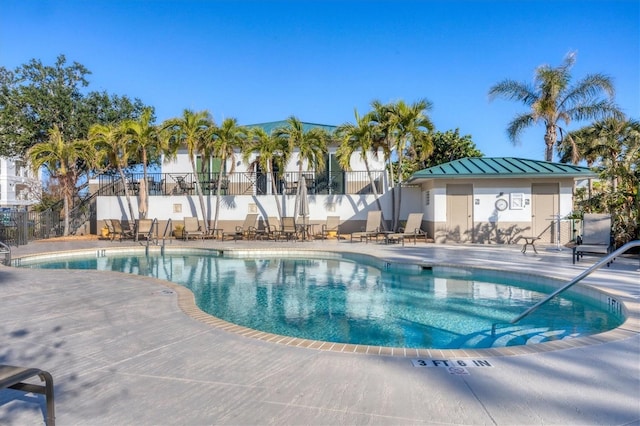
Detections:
[94, 121, 399, 235]
[93, 121, 596, 245]
[0, 156, 41, 210]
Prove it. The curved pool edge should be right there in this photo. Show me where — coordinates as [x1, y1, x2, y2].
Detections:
[12, 245, 640, 358]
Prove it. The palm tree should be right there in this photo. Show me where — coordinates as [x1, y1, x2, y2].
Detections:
[274, 116, 327, 218]
[569, 118, 640, 192]
[244, 127, 291, 220]
[569, 117, 640, 244]
[489, 51, 622, 162]
[390, 100, 434, 229]
[335, 109, 386, 224]
[89, 122, 137, 221]
[122, 108, 161, 219]
[369, 100, 395, 185]
[208, 118, 248, 231]
[371, 100, 433, 230]
[161, 109, 214, 232]
[27, 125, 96, 236]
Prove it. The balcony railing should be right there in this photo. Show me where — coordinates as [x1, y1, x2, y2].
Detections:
[95, 171, 385, 197]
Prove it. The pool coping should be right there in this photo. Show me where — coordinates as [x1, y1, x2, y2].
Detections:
[13, 245, 640, 358]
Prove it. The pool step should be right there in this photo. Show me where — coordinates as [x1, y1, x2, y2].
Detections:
[454, 326, 579, 349]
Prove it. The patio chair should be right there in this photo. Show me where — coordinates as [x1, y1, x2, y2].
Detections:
[135, 218, 157, 243]
[109, 219, 134, 241]
[223, 213, 258, 241]
[0, 364, 55, 425]
[183, 217, 205, 240]
[260, 216, 281, 240]
[387, 213, 426, 246]
[277, 216, 299, 241]
[349, 210, 382, 243]
[573, 213, 613, 264]
[319, 215, 341, 239]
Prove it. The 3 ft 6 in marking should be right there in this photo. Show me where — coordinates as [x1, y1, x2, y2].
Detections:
[411, 359, 493, 368]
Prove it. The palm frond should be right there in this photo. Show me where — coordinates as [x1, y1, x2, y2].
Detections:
[488, 80, 538, 105]
[506, 113, 535, 144]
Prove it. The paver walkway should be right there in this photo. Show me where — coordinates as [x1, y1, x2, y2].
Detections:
[1, 238, 639, 425]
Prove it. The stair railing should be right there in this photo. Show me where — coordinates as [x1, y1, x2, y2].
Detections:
[510, 240, 640, 325]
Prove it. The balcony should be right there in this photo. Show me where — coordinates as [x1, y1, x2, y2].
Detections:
[95, 170, 385, 197]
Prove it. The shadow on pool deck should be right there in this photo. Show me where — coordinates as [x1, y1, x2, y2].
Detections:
[1, 239, 639, 425]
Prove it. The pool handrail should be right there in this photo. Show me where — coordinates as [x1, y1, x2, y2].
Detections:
[510, 240, 640, 324]
[0, 240, 10, 266]
[161, 218, 173, 241]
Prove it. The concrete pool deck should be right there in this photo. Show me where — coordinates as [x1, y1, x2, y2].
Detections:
[1, 238, 638, 425]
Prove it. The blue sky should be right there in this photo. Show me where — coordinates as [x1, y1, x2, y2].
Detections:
[2, 0, 638, 162]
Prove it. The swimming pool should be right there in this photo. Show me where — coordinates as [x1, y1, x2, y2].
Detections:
[18, 249, 624, 349]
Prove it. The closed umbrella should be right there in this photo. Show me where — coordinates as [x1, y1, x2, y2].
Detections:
[297, 175, 310, 240]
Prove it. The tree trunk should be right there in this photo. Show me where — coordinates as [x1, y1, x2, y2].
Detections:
[119, 168, 136, 224]
[293, 165, 303, 219]
[365, 158, 387, 231]
[63, 189, 71, 236]
[191, 156, 209, 233]
[270, 163, 283, 220]
[140, 149, 148, 219]
[544, 124, 557, 162]
[212, 166, 227, 233]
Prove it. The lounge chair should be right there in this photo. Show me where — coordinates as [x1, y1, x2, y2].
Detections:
[277, 216, 299, 241]
[135, 218, 157, 243]
[349, 210, 382, 243]
[0, 364, 55, 425]
[573, 213, 613, 264]
[319, 215, 341, 239]
[387, 213, 426, 246]
[223, 213, 258, 241]
[109, 219, 134, 241]
[183, 217, 205, 240]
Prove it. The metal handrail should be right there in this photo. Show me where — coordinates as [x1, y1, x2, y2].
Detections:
[510, 240, 640, 324]
[0, 241, 11, 266]
[162, 218, 173, 241]
[150, 218, 159, 245]
[160, 218, 173, 256]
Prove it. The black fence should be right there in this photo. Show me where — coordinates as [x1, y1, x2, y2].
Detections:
[96, 170, 385, 197]
[0, 209, 64, 246]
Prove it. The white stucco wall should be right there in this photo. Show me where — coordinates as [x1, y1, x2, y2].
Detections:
[418, 179, 576, 224]
[97, 193, 394, 226]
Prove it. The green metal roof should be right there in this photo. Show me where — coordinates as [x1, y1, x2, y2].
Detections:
[408, 157, 597, 181]
[245, 120, 337, 134]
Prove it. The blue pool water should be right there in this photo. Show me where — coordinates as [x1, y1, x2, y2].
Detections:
[20, 251, 623, 349]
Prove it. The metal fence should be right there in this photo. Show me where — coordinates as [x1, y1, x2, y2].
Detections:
[96, 170, 385, 197]
[0, 209, 64, 246]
